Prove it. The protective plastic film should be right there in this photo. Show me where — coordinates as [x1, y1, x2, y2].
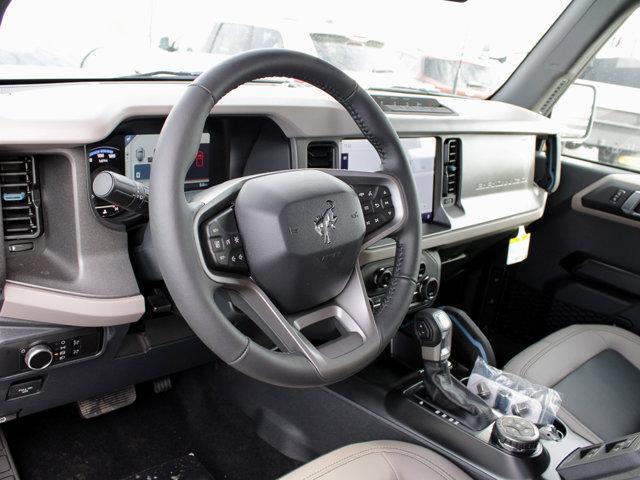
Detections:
[467, 357, 562, 425]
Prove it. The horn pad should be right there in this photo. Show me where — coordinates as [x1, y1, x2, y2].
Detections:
[234, 170, 365, 313]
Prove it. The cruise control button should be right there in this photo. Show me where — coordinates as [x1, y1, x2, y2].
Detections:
[214, 252, 229, 266]
[210, 236, 224, 252]
[230, 233, 242, 247]
[207, 221, 222, 236]
[229, 248, 248, 271]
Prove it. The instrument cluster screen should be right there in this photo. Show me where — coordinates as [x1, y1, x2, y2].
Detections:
[124, 133, 211, 191]
[341, 137, 436, 222]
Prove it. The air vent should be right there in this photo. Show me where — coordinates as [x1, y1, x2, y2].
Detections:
[442, 138, 461, 202]
[0, 155, 42, 240]
[307, 142, 336, 169]
[534, 135, 560, 193]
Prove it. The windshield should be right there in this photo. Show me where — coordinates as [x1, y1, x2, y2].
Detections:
[0, 0, 570, 98]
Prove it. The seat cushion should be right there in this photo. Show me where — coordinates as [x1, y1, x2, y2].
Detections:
[504, 324, 640, 443]
[279, 440, 472, 480]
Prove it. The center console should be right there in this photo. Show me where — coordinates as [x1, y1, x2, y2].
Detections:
[328, 306, 592, 479]
[382, 307, 590, 479]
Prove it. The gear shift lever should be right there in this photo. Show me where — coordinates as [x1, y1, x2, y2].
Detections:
[414, 308, 495, 431]
[414, 308, 452, 363]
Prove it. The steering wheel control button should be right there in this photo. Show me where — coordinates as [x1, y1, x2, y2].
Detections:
[7, 378, 43, 400]
[207, 221, 222, 236]
[353, 184, 395, 234]
[202, 208, 249, 274]
[214, 252, 229, 266]
[210, 237, 224, 252]
[229, 248, 247, 269]
[491, 415, 540, 455]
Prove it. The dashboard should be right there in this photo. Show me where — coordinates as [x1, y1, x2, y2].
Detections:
[0, 82, 560, 301]
[0, 82, 559, 311]
[0, 80, 560, 420]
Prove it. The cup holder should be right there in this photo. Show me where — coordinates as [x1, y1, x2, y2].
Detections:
[538, 418, 567, 442]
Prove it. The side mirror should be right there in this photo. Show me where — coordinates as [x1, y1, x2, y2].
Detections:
[551, 82, 597, 142]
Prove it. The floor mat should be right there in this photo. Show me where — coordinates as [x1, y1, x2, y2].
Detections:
[4, 364, 300, 480]
[121, 454, 213, 480]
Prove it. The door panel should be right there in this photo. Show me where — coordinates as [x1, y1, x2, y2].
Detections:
[515, 156, 640, 333]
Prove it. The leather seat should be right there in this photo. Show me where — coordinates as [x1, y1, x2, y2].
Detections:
[505, 324, 640, 443]
[280, 440, 471, 480]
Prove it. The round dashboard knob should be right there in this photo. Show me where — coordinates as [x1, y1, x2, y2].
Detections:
[491, 415, 540, 455]
[419, 277, 439, 301]
[373, 268, 393, 289]
[25, 344, 53, 371]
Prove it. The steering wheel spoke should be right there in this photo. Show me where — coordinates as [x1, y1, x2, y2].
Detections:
[226, 267, 380, 382]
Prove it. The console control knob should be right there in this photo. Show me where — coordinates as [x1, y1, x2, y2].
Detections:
[419, 277, 439, 301]
[25, 344, 53, 370]
[491, 415, 540, 455]
[373, 268, 392, 289]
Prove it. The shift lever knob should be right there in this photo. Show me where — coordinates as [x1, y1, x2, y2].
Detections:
[414, 308, 452, 362]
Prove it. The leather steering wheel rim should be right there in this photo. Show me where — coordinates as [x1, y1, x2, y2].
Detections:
[150, 49, 421, 387]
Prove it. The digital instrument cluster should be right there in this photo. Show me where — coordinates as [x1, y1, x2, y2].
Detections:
[87, 124, 213, 219]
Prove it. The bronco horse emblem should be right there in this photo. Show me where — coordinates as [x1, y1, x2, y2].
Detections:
[314, 200, 338, 245]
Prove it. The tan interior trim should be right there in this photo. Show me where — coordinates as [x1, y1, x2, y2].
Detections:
[0, 282, 145, 326]
[571, 172, 640, 229]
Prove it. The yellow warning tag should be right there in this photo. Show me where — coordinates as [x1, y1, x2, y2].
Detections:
[507, 226, 531, 265]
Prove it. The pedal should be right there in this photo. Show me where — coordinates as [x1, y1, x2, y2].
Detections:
[0, 427, 20, 480]
[77, 385, 136, 419]
[153, 376, 172, 394]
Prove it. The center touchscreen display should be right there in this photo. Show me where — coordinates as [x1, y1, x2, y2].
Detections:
[341, 137, 436, 222]
[124, 133, 211, 191]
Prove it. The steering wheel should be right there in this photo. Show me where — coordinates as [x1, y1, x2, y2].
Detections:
[150, 49, 421, 387]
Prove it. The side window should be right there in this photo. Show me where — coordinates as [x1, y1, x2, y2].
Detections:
[210, 23, 253, 55]
[558, 9, 640, 172]
[250, 27, 283, 50]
